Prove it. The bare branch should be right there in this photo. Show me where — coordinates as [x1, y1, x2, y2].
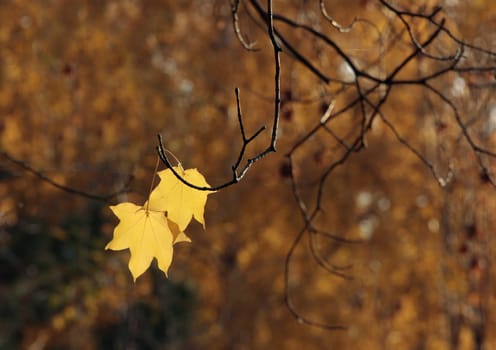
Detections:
[319, 0, 357, 33]
[157, 0, 282, 191]
[308, 230, 353, 280]
[284, 226, 347, 331]
[231, 0, 258, 51]
[378, 109, 454, 187]
[1, 151, 131, 202]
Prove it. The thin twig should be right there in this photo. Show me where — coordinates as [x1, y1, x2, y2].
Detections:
[157, 0, 282, 191]
[320, 0, 357, 33]
[231, 0, 258, 51]
[1, 151, 131, 202]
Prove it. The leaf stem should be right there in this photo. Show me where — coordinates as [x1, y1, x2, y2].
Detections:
[145, 156, 161, 213]
[163, 148, 184, 173]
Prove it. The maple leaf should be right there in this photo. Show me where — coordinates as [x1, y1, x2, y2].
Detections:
[106, 202, 177, 281]
[149, 167, 214, 231]
[106, 164, 210, 281]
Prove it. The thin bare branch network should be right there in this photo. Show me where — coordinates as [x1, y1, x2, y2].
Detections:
[233, 0, 496, 330]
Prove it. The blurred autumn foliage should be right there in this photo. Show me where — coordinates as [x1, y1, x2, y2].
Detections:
[1, 0, 496, 349]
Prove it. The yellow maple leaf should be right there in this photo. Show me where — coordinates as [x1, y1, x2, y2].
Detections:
[149, 167, 213, 231]
[106, 162, 210, 281]
[106, 202, 179, 281]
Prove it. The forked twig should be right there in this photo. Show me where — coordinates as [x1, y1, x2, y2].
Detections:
[157, 0, 282, 191]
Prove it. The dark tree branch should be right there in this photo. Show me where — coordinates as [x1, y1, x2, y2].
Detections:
[284, 225, 347, 331]
[307, 230, 353, 280]
[378, 107, 454, 187]
[157, 0, 282, 191]
[1, 151, 131, 202]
